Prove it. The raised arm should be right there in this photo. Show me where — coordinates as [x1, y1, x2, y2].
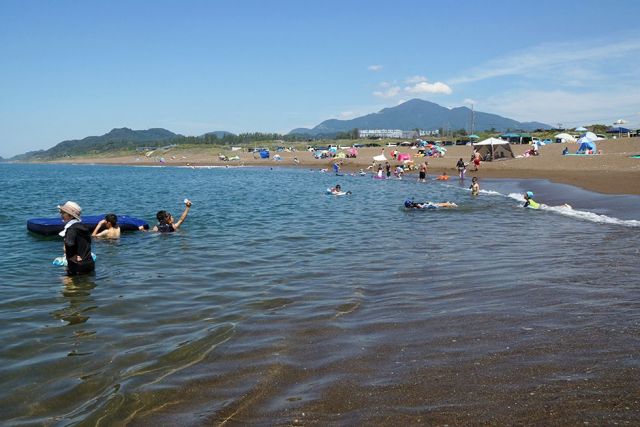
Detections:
[173, 200, 192, 230]
[92, 219, 107, 237]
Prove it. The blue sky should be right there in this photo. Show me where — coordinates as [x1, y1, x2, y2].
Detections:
[1, 0, 639, 157]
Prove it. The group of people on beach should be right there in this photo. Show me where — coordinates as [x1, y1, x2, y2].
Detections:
[56, 199, 192, 276]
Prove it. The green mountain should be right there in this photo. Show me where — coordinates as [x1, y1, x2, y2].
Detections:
[13, 128, 180, 160]
[201, 131, 235, 138]
[289, 98, 550, 136]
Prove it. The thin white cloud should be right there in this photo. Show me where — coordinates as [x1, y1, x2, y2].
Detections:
[479, 88, 640, 127]
[373, 86, 401, 98]
[405, 75, 427, 84]
[368, 64, 383, 71]
[462, 98, 477, 105]
[405, 81, 452, 95]
[449, 36, 640, 85]
[338, 111, 358, 119]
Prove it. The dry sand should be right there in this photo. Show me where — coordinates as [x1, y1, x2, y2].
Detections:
[49, 138, 640, 195]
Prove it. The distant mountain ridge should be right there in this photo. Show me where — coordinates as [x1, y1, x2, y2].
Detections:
[290, 99, 551, 136]
[11, 128, 182, 160]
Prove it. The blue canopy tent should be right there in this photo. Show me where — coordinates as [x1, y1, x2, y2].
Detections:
[606, 127, 631, 137]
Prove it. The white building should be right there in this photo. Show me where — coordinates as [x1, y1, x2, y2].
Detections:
[358, 129, 403, 138]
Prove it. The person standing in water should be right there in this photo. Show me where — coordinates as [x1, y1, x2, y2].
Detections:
[418, 161, 428, 182]
[58, 201, 95, 275]
[470, 177, 480, 196]
[456, 158, 467, 179]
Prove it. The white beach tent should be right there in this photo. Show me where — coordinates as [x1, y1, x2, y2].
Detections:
[580, 131, 603, 141]
[373, 154, 387, 162]
[575, 126, 588, 132]
[473, 137, 515, 160]
[554, 133, 577, 143]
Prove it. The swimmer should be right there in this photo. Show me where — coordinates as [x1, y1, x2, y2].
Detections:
[523, 191, 540, 209]
[437, 171, 449, 180]
[329, 184, 351, 195]
[92, 213, 121, 239]
[404, 199, 457, 209]
[144, 199, 192, 232]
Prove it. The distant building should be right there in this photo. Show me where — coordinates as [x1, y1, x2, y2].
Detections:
[359, 129, 403, 138]
[402, 130, 418, 139]
[419, 129, 440, 136]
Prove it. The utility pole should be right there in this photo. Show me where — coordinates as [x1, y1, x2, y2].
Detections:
[471, 103, 475, 136]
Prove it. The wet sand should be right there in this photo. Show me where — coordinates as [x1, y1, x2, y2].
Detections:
[47, 137, 640, 194]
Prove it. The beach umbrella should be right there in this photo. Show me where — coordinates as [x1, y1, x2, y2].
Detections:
[554, 133, 576, 143]
[580, 131, 597, 141]
[575, 126, 588, 132]
[373, 154, 387, 162]
[468, 134, 480, 139]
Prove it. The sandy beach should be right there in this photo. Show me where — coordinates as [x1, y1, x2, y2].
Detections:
[47, 138, 640, 195]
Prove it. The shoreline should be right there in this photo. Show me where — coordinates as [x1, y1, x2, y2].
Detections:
[14, 137, 640, 195]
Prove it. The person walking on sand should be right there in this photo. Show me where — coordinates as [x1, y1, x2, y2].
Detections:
[470, 177, 480, 196]
[92, 213, 120, 239]
[58, 201, 95, 275]
[472, 150, 481, 171]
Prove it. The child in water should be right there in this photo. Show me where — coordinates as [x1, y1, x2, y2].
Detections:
[470, 177, 480, 196]
[523, 191, 540, 209]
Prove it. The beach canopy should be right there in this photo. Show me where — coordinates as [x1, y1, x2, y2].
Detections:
[468, 134, 480, 139]
[575, 126, 588, 132]
[473, 138, 514, 160]
[577, 139, 596, 154]
[397, 153, 411, 161]
[607, 126, 631, 134]
[580, 131, 598, 141]
[373, 154, 387, 162]
[555, 133, 577, 143]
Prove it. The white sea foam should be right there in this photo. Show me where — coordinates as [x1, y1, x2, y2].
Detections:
[478, 189, 501, 196]
[506, 193, 640, 227]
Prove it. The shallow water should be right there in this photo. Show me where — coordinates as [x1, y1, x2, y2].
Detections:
[1, 164, 639, 425]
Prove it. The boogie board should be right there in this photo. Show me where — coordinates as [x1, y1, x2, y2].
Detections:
[326, 189, 350, 196]
[28, 215, 149, 236]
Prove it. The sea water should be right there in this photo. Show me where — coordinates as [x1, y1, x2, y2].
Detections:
[0, 163, 639, 425]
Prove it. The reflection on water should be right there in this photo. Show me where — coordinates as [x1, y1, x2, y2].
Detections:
[0, 164, 639, 425]
[52, 274, 97, 326]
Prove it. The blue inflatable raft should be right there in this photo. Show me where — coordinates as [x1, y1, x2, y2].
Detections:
[27, 215, 149, 236]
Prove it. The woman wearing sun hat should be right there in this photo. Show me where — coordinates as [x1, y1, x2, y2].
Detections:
[58, 201, 95, 275]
